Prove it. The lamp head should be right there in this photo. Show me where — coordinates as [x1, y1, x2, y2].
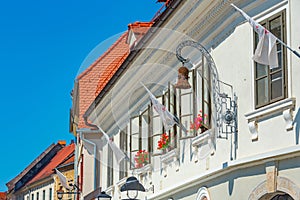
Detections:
[120, 176, 145, 192]
[97, 191, 112, 200]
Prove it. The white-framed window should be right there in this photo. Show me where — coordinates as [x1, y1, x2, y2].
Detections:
[178, 70, 195, 138]
[130, 107, 151, 169]
[163, 83, 178, 150]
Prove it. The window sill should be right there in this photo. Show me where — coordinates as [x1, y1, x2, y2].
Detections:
[244, 97, 296, 141]
[116, 177, 127, 189]
[191, 129, 215, 162]
[192, 129, 213, 146]
[105, 185, 115, 196]
[245, 98, 295, 121]
[134, 164, 152, 175]
[161, 149, 179, 163]
[160, 149, 180, 176]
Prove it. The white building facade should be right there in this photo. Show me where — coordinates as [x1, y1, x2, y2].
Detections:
[82, 0, 300, 199]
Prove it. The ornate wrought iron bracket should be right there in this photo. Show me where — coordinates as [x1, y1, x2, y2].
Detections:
[175, 40, 237, 139]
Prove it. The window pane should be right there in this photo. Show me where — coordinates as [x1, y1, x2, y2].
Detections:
[107, 144, 113, 186]
[119, 129, 128, 179]
[131, 134, 139, 151]
[49, 188, 52, 200]
[182, 115, 194, 137]
[169, 84, 177, 148]
[181, 93, 193, 115]
[270, 16, 281, 39]
[203, 102, 210, 126]
[152, 115, 162, 134]
[152, 135, 161, 154]
[256, 64, 268, 77]
[141, 111, 149, 151]
[131, 117, 139, 133]
[130, 117, 139, 151]
[271, 71, 283, 99]
[256, 78, 269, 105]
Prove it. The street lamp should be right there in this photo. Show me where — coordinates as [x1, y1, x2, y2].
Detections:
[120, 176, 145, 199]
[56, 184, 80, 200]
[57, 187, 64, 200]
[97, 191, 112, 200]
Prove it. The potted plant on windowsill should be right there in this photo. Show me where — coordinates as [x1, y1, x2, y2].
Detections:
[190, 110, 208, 134]
[157, 133, 171, 153]
[134, 150, 149, 168]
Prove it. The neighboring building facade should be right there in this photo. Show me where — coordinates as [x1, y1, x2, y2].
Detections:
[83, 0, 300, 199]
[6, 141, 75, 200]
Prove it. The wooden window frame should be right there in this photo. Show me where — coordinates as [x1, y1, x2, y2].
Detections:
[254, 10, 287, 108]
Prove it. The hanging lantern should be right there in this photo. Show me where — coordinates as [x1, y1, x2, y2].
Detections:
[175, 66, 191, 89]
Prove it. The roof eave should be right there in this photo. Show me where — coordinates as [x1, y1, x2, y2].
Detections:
[84, 0, 183, 119]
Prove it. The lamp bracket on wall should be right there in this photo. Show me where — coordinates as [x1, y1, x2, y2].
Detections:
[57, 184, 81, 200]
[175, 40, 237, 139]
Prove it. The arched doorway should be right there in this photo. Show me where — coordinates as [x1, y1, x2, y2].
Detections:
[249, 177, 300, 200]
[196, 187, 210, 200]
[259, 192, 294, 200]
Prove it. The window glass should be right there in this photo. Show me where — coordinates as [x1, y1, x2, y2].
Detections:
[256, 77, 268, 105]
[179, 70, 194, 138]
[271, 71, 283, 99]
[107, 140, 114, 187]
[49, 188, 52, 200]
[141, 110, 150, 151]
[166, 84, 178, 149]
[119, 128, 128, 180]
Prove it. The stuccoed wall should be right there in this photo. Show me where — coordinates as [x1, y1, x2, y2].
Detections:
[166, 156, 300, 200]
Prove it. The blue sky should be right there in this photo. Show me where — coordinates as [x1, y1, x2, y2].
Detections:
[0, 0, 162, 191]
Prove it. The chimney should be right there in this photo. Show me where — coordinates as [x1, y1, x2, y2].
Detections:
[58, 140, 66, 146]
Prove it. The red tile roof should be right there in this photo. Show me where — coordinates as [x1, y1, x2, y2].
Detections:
[76, 32, 130, 128]
[0, 192, 6, 200]
[26, 143, 75, 185]
[127, 22, 153, 46]
[76, 21, 153, 128]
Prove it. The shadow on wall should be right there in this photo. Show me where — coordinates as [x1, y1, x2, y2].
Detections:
[293, 107, 300, 145]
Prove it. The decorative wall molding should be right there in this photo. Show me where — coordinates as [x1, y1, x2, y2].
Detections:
[245, 98, 296, 141]
[245, 98, 295, 121]
[283, 109, 293, 130]
[248, 176, 300, 200]
[196, 187, 211, 200]
[248, 121, 258, 141]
